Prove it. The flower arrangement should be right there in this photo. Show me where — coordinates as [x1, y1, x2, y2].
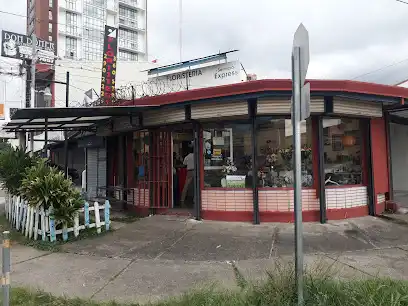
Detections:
[279, 147, 293, 162]
[222, 158, 237, 175]
[301, 144, 312, 160]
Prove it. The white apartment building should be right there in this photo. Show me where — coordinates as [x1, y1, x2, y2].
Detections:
[57, 0, 147, 61]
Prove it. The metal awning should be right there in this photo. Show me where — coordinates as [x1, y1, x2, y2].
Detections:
[3, 105, 152, 132]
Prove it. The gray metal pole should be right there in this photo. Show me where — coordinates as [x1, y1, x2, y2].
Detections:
[64, 71, 70, 178]
[2, 231, 10, 306]
[30, 34, 37, 155]
[292, 46, 304, 305]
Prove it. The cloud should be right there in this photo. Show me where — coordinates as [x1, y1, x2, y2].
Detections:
[148, 0, 408, 84]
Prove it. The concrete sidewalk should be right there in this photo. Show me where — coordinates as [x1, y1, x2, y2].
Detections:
[5, 242, 408, 304]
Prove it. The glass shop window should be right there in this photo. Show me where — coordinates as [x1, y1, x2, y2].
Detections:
[255, 118, 313, 188]
[203, 123, 252, 188]
[323, 118, 363, 186]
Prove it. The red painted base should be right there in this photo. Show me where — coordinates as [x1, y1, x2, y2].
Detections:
[201, 205, 369, 223]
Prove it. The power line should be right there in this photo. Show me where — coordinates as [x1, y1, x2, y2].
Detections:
[396, 0, 408, 5]
[351, 57, 408, 80]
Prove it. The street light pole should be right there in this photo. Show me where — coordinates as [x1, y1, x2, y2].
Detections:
[29, 34, 37, 155]
[64, 71, 70, 178]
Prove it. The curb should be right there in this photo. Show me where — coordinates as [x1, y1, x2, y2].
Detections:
[377, 214, 408, 227]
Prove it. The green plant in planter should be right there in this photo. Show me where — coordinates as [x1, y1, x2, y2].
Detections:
[20, 160, 83, 226]
[0, 147, 38, 196]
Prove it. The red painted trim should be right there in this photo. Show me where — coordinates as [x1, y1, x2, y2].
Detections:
[201, 205, 369, 222]
[376, 202, 385, 215]
[325, 184, 365, 189]
[326, 205, 368, 220]
[201, 210, 253, 222]
[117, 79, 408, 108]
[258, 187, 314, 190]
[402, 97, 405, 105]
[203, 187, 251, 191]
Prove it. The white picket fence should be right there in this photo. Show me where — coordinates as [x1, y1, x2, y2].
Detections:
[4, 195, 111, 242]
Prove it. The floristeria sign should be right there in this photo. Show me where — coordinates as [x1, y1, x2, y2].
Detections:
[100, 25, 118, 102]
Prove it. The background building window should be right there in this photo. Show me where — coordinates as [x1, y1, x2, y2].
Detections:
[66, 12, 77, 35]
[203, 123, 252, 188]
[119, 51, 138, 61]
[49, 0, 53, 7]
[66, 0, 76, 10]
[49, 10, 53, 20]
[48, 23, 53, 33]
[256, 118, 313, 187]
[323, 118, 363, 186]
[65, 37, 77, 58]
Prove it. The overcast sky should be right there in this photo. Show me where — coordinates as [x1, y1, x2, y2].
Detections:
[2, 0, 408, 84]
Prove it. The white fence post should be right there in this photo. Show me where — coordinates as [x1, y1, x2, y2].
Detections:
[40, 207, 46, 241]
[74, 212, 79, 238]
[33, 208, 39, 241]
[94, 202, 101, 234]
[25, 206, 31, 237]
[104, 200, 110, 231]
[28, 207, 34, 239]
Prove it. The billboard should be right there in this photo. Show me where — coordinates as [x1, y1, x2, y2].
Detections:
[1, 30, 55, 64]
[148, 61, 244, 94]
[100, 25, 118, 102]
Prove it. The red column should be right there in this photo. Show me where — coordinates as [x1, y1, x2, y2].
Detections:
[126, 133, 134, 188]
[371, 118, 389, 214]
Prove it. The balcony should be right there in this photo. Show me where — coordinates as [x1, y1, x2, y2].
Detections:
[60, 2, 81, 14]
[118, 45, 145, 55]
[118, 18, 145, 32]
[59, 27, 82, 39]
[119, 0, 145, 10]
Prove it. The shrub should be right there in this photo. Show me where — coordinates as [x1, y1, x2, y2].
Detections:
[20, 159, 83, 225]
[0, 147, 38, 196]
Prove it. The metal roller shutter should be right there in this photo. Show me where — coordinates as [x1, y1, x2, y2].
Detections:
[191, 101, 247, 119]
[143, 107, 185, 126]
[333, 99, 383, 117]
[86, 147, 107, 198]
[257, 98, 324, 114]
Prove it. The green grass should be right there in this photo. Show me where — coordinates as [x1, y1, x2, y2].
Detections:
[0, 214, 112, 252]
[4, 272, 408, 306]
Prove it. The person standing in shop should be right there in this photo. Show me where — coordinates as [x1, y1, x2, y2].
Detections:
[180, 146, 194, 208]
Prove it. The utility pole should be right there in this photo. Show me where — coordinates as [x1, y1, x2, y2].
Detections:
[179, 0, 182, 62]
[29, 34, 37, 155]
[64, 71, 70, 178]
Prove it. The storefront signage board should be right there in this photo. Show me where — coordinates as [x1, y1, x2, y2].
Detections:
[226, 175, 246, 188]
[1, 30, 55, 64]
[148, 61, 243, 94]
[100, 26, 118, 102]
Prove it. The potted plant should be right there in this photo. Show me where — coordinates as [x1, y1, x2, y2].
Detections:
[20, 160, 83, 228]
[221, 158, 237, 187]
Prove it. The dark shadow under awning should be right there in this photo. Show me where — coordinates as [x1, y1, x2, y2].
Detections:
[3, 105, 153, 132]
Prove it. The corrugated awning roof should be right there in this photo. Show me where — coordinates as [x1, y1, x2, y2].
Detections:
[3, 105, 152, 132]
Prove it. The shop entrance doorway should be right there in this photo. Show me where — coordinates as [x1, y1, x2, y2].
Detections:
[172, 126, 195, 211]
[389, 122, 408, 207]
[133, 130, 172, 212]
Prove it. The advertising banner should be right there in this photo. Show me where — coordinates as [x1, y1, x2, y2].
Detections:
[1, 30, 55, 64]
[100, 25, 118, 102]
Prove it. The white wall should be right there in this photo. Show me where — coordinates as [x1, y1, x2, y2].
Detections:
[53, 59, 158, 107]
[390, 123, 408, 192]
